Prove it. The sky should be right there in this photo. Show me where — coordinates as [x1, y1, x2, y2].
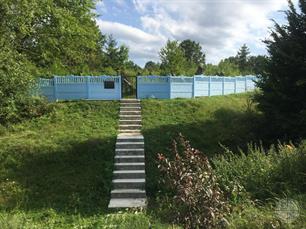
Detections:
[95, 0, 293, 67]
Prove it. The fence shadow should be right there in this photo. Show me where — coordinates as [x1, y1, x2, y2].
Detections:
[5, 137, 116, 215]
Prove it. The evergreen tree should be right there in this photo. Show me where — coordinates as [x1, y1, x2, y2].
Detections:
[255, 0, 306, 140]
[236, 44, 250, 74]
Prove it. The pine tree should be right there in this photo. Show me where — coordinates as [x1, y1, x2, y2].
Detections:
[255, 0, 306, 140]
[236, 44, 250, 74]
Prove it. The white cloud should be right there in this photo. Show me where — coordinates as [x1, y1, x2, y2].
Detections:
[133, 0, 288, 63]
[96, 20, 166, 65]
[97, 0, 291, 66]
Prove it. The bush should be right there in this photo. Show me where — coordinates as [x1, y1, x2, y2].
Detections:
[0, 40, 51, 124]
[213, 141, 306, 202]
[157, 134, 229, 228]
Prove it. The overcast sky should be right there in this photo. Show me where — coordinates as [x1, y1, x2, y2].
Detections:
[96, 0, 293, 67]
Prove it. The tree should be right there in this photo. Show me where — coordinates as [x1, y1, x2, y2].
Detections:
[102, 35, 129, 75]
[144, 61, 160, 75]
[255, 0, 306, 140]
[236, 44, 250, 74]
[179, 39, 205, 74]
[0, 0, 106, 123]
[160, 40, 188, 76]
[248, 55, 268, 75]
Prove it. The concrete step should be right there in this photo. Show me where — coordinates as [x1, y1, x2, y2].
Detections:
[113, 170, 145, 179]
[121, 103, 140, 107]
[115, 162, 145, 170]
[119, 130, 141, 134]
[117, 135, 144, 142]
[111, 189, 146, 199]
[120, 107, 141, 112]
[119, 120, 141, 125]
[108, 198, 146, 208]
[112, 178, 145, 189]
[119, 115, 142, 120]
[120, 99, 140, 103]
[119, 124, 142, 130]
[115, 149, 144, 156]
[120, 111, 141, 115]
[116, 142, 144, 149]
[115, 155, 145, 163]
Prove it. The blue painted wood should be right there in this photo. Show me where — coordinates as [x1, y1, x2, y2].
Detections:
[137, 76, 170, 99]
[137, 75, 257, 99]
[38, 76, 121, 101]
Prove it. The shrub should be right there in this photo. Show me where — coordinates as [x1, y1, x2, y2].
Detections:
[157, 134, 229, 228]
[213, 141, 306, 202]
[0, 40, 51, 124]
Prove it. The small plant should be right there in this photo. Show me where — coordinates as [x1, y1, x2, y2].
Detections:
[157, 133, 230, 228]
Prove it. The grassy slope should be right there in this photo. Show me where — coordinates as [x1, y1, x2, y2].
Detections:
[141, 93, 260, 195]
[0, 101, 175, 228]
[142, 93, 306, 228]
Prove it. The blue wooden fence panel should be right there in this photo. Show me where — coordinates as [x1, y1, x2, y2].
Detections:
[194, 76, 209, 96]
[38, 76, 121, 101]
[137, 76, 170, 99]
[170, 77, 193, 98]
[137, 75, 257, 99]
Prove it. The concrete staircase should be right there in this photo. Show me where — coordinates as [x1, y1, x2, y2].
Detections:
[108, 99, 147, 209]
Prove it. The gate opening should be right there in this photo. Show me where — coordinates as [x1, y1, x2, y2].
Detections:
[121, 76, 137, 98]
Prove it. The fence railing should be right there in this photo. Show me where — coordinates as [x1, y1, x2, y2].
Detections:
[137, 75, 257, 99]
[37, 76, 121, 101]
[37, 75, 257, 101]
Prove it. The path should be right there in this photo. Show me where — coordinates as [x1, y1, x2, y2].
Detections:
[108, 99, 147, 208]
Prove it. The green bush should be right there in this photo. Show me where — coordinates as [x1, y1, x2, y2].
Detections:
[213, 141, 306, 202]
[0, 40, 51, 124]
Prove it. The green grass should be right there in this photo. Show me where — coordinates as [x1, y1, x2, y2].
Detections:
[141, 93, 261, 195]
[1, 94, 305, 228]
[141, 93, 306, 228]
[0, 100, 176, 228]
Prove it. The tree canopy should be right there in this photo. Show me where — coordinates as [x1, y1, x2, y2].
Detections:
[255, 0, 306, 140]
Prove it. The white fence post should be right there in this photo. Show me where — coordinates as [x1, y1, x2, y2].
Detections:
[86, 76, 90, 99]
[53, 76, 58, 101]
[234, 77, 237, 94]
[192, 76, 196, 98]
[168, 76, 172, 99]
[222, 76, 225, 95]
[119, 76, 122, 99]
[208, 76, 211, 96]
[245, 76, 248, 92]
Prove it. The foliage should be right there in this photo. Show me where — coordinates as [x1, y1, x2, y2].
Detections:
[0, 39, 50, 124]
[254, 0, 306, 140]
[160, 40, 188, 76]
[180, 39, 205, 74]
[236, 44, 250, 74]
[144, 61, 161, 75]
[205, 60, 241, 76]
[102, 35, 129, 75]
[159, 39, 207, 76]
[213, 142, 306, 202]
[204, 45, 268, 76]
[157, 134, 229, 228]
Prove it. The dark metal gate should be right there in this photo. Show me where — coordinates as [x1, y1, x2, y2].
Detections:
[121, 76, 137, 98]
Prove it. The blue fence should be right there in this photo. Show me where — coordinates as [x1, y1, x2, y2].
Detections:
[38, 76, 121, 101]
[137, 75, 257, 99]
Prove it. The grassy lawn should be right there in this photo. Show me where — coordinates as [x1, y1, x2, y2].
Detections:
[0, 100, 175, 228]
[141, 93, 306, 228]
[0, 95, 304, 228]
[141, 93, 260, 195]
